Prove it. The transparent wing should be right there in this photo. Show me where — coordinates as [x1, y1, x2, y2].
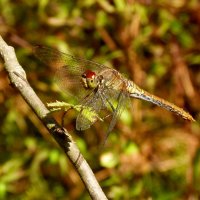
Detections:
[54, 66, 89, 99]
[33, 45, 108, 99]
[103, 89, 129, 144]
[34, 45, 129, 132]
[76, 90, 107, 130]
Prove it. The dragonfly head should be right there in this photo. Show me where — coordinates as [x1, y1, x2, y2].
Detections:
[81, 70, 99, 89]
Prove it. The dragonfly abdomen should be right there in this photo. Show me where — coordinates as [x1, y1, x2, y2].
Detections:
[128, 81, 195, 121]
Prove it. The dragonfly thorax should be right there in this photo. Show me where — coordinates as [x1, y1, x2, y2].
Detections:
[81, 70, 100, 89]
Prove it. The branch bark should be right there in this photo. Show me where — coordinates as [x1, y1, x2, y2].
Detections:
[0, 36, 108, 200]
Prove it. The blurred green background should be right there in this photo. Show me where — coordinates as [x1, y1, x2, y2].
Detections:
[0, 0, 200, 199]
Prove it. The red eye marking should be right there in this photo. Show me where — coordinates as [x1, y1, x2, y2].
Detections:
[84, 70, 96, 78]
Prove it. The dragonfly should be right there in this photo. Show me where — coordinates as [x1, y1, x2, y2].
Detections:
[34, 45, 195, 138]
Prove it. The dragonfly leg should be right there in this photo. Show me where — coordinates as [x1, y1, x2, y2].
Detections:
[100, 91, 116, 112]
[61, 107, 73, 127]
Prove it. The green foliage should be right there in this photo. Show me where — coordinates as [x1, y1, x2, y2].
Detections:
[0, 0, 199, 199]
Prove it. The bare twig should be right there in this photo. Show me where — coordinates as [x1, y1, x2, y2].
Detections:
[0, 36, 108, 200]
